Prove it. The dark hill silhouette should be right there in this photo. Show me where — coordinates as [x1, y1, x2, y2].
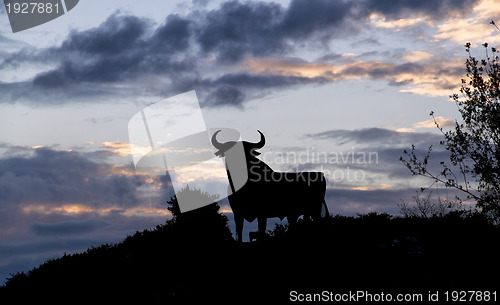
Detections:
[1, 199, 499, 303]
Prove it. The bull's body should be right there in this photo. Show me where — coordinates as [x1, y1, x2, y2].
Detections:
[230, 168, 327, 222]
[212, 130, 329, 242]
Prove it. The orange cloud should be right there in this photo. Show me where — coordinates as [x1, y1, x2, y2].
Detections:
[370, 13, 428, 30]
[395, 116, 455, 134]
[108, 165, 137, 176]
[351, 184, 393, 191]
[434, 0, 500, 46]
[239, 56, 464, 97]
[23, 203, 98, 216]
[413, 116, 454, 128]
[395, 128, 416, 133]
[240, 57, 337, 78]
[219, 205, 233, 214]
[101, 141, 133, 157]
[22, 203, 170, 217]
[402, 51, 434, 62]
[121, 207, 171, 217]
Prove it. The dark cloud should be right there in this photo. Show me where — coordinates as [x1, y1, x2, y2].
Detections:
[317, 53, 343, 62]
[32, 13, 197, 88]
[1, 15, 149, 72]
[59, 15, 149, 55]
[2, 0, 359, 104]
[388, 79, 413, 87]
[280, 0, 356, 39]
[150, 14, 191, 53]
[31, 219, 109, 236]
[195, 72, 329, 107]
[0, 0, 478, 107]
[377, 146, 453, 179]
[192, 0, 211, 7]
[196, 0, 358, 63]
[326, 183, 471, 216]
[196, 0, 286, 62]
[308, 127, 443, 146]
[337, 61, 454, 81]
[0, 13, 182, 85]
[0, 238, 113, 259]
[212, 72, 327, 88]
[194, 0, 478, 64]
[351, 38, 381, 47]
[364, 0, 478, 19]
[304, 128, 454, 182]
[0, 146, 172, 285]
[0, 35, 32, 58]
[205, 84, 245, 108]
[0, 147, 145, 207]
[326, 187, 414, 215]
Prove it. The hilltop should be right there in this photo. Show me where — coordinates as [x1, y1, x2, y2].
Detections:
[1, 205, 498, 304]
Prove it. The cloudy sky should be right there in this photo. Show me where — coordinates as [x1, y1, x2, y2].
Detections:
[1, 0, 499, 283]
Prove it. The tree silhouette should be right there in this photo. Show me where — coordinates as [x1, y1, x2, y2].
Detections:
[401, 41, 500, 223]
[397, 191, 466, 218]
[166, 185, 233, 243]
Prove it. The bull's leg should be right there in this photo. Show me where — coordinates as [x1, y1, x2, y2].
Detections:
[235, 214, 244, 242]
[258, 217, 267, 232]
[257, 217, 267, 241]
[309, 203, 319, 222]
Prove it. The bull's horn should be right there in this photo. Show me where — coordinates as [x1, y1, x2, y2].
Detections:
[211, 130, 224, 150]
[253, 130, 266, 148]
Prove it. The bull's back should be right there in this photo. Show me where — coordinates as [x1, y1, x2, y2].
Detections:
[228, 171, 326, 220]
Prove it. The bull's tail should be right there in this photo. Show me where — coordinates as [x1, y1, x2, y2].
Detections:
[320, 173, 328, 218]
[320, 199, 329, 218]
[311, 199, 329, 221]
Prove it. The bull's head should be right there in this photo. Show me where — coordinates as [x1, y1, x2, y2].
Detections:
[211, 130, 266, 194]
[211, 130, 266, 159]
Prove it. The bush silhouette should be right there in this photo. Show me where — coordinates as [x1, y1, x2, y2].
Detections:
[166, 185, 233, 243]
[1, 206, 498, 303]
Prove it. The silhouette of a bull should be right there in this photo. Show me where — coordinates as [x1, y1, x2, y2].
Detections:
[212, 130, 329, 242]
